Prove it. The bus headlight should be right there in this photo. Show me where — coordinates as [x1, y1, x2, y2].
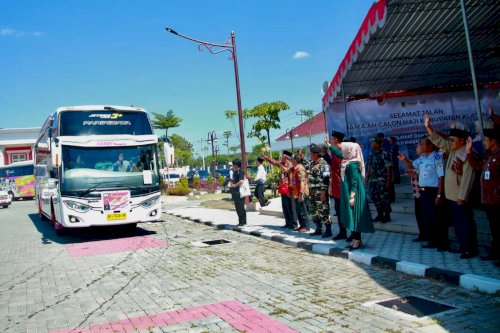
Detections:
[139, 195, 160, 208]
[63, 200, 92, 213]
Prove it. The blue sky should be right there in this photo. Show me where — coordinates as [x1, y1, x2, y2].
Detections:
[1, 0, 373, 155]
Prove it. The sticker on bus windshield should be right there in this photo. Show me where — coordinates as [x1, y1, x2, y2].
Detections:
[102, 191, 131, 211]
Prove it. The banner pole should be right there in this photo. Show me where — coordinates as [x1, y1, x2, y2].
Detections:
[459, 0, 484, 138]
[342, 84, 349, 138]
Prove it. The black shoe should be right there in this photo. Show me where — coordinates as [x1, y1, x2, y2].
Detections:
[322, 228, 333, 238]
[437, 247, 449, 252]
[481, 254, 498, 261]
[382, 214, 391, 223]
[332, 233, 347, 241]
[237, 223, 247, 226]
[493, 261, 500, 267]
[448, 248, 461, 254]
[460, 252, 476, 259]
[346, 234, 354, 242]
[412, 237, 426, 242]
[422, 243, 437, 249]
[371, 215, 383, 223]
[312, 225, 322, 236]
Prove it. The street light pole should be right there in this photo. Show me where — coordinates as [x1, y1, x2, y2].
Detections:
[165, 27, 248, 176]
[285, 127, 297, 153]
[207, 131, 217, 176]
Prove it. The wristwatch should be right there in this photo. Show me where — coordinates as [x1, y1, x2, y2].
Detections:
[437, 194, 442, 198]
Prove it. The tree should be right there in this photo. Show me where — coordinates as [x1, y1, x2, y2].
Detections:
[152, 110, 182, 139]
[170, 134, 193, 166]
[229, 145, 240, 155]
[246, 101, 289, 147]
[222, 130, 232, 154]
[224, 109, 250, 144]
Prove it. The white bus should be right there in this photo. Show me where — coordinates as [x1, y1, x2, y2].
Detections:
[34, 105, 162, 235]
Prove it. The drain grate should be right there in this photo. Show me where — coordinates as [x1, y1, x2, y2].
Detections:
[375, 296, 456, 318]
[201, 239, 232, 246]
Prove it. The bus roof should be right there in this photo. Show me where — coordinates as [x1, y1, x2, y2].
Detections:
[56, 105, 147, 113]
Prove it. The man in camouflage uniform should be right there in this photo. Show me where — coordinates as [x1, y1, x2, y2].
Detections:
[307, 144, 332, 237]
[366, 136, 393, 222]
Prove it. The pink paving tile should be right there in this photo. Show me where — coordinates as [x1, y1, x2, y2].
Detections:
[65, 236, 168, 256]
[50, 300, 298, 333]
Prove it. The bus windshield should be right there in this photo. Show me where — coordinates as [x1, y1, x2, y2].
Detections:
[59, 110, 153, 136]
[61, 144, 160, 196]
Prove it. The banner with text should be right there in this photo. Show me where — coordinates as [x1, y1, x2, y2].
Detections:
[326, 89, 500, 145]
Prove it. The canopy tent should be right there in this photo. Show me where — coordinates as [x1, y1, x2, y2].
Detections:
[322, 0, 500, 109]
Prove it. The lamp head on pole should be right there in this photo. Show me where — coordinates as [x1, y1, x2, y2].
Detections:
[165, 28, 179, 35]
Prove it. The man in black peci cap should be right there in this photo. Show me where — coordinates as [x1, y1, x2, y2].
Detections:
[467, 126, 500, 266]
[323, 131, 352, 241]
[425, 114, 477, 259]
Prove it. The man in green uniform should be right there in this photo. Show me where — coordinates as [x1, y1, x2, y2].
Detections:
[366, 136, 393, 222]
[307, 144, 332, 237]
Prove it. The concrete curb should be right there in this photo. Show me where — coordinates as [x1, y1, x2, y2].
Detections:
[169, 213, 500, 294]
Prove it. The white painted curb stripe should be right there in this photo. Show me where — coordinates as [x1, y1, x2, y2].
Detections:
[396, 261, 430, 277]
[460, 274, 500, 294]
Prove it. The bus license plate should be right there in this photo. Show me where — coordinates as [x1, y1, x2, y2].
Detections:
[107, 213, 127, 221]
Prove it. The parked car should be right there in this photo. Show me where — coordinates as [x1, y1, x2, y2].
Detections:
[187, 170, 210, 185]
[215, 169, 230, 178]
[0, 190, 11, 208]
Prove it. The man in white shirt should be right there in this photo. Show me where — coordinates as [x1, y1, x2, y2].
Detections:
[254, 157, 269, 206]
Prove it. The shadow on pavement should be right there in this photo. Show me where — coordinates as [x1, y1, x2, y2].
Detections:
[28, 213, 157, 245]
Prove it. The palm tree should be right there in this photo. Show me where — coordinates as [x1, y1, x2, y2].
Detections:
[222, 130, 232, 154]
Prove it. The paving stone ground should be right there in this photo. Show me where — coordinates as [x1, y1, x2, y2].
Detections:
[1, 200, 500, 333]
[167, 205, 500, 282]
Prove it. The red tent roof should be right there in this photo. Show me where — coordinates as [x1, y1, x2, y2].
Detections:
[322, 0, 500, 109]
[275, 112, 325, 141]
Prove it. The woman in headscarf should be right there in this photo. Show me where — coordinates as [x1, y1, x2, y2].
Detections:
[327, 140, 374, 249]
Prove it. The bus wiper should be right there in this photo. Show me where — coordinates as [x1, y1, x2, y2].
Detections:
[79, 181, 118, 197]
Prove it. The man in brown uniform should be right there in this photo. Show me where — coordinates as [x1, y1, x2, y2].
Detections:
[425, 114, 477, 259]
[467, 126, 500, 267]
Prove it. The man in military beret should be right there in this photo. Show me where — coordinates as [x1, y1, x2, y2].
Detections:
[425, 114, 477, 259]
[307, 144, 332, 237]
[366, 136, 393, 223]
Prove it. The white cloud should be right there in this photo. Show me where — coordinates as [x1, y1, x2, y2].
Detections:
[292, 51, 310, 59]
[0, 28, 15, 36]
[1, 28, 43, 37]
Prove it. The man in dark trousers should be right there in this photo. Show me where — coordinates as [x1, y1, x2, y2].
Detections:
[366, 136, 393, 223]
[399, 138, 446, 251]
[264, 151, 297, 229]
[254, 157, 269, 207]
[322, 131, 351, 241]
[467, 126, 500, 266]
[425, 114, 477, 259]
[228, 159, 247, 226]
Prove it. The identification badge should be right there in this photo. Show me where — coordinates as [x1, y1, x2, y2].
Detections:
[484, 171, 490, 180]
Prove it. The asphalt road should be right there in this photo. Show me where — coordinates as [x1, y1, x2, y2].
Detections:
[0, 200, 499, 333]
